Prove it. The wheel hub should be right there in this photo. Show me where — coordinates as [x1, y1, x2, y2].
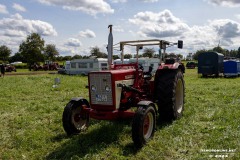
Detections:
[176, 79, 183, 114]
[143, 112, 154, 139]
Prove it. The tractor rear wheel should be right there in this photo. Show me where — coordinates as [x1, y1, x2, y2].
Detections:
[155, 69, 185, 121]
[132, 104, 156, 148]
[62, 100, 90, 135]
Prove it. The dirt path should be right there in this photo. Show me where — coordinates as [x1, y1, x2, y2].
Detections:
[5, 71, 58, 76]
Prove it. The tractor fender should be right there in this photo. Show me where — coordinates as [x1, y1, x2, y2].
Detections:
[160, 62, 180, 70]
[70, 97, 90, 107]
[159, 62, 185, 73]
[137, 101, 157, 112]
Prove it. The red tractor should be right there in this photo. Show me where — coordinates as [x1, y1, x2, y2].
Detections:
[42, 60, 59, 71]
[62, 25, 185, 148]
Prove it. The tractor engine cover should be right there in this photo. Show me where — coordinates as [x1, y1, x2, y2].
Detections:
[88, 69, 135, 111]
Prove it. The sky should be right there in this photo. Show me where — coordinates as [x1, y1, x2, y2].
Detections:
[0, 0, 240, 57]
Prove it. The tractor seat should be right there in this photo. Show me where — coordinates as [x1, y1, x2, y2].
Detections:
[143, 73, 152, 80]
[143, 66, 153, 80]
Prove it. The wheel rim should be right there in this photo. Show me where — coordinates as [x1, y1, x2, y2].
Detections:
[71, 106, 88, 131]
[176, 79, 184, 114]
[143, 111, 154, 139]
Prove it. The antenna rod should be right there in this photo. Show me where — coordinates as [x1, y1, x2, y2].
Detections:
[107, 25, 113, 70]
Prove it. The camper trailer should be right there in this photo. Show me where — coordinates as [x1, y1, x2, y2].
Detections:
[113, 59, 129, 65]
[64, 58, 108, 75]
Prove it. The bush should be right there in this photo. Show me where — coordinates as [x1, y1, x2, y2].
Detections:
[14, 63, 28, 69]
[0, 60, 9, 64]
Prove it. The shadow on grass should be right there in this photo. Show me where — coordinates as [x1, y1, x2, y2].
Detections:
[46, 117, 171, 159]
[46, 120, 135, 159]
[120, 118, 172, 156]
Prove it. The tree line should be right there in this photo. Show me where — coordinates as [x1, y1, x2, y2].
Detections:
[0, 33, 59, 66]
[191, 46, 240, 60]
[3, 33, 238, 66]
[0, 32, 185, 66]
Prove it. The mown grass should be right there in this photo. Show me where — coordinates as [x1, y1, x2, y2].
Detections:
[0, 69, 239, 160]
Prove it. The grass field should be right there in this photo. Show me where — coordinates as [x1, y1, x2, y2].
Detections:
[0, 69, 239, 160]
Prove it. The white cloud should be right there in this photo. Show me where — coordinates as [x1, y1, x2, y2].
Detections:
[3, 29, 25, 37]
[79, 29, 96, 38]
[65, 38, 82, 47]
[0, 14, 57, 37]
[129, 10, 240, 51]
[206, 0, 240, 7]
[139, 0, 158, 2]
[0, 13, 57, 53]
[0, 4, 8, 14]
[38, 0, 114, 16]
[114, 25, 124, 32]
[182, 25, 218, 50]
[12, 3, 26, 12]
[111, 0, 127, 3]
[129, 10, 190, 38]
[182, 19, 240, 50]
[210, 19, 240, 38]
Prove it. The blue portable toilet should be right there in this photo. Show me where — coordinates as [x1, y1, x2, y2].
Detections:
[238, 61, 240, 75]
[224, 60, 239, 77]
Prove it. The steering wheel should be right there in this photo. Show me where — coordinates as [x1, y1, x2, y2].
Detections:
[138, 64, 144, 71]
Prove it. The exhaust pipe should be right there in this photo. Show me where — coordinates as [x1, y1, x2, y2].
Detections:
[107, 25, 113, 70]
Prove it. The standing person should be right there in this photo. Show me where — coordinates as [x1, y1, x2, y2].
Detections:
[0, 64, 5, 77]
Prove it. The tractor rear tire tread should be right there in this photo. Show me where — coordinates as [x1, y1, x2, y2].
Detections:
[155, 69, 185, 121]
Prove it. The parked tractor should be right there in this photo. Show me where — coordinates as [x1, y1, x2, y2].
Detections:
[42, 60, 59, 70]
[32, 61, 59, 71]
[62, 25, 185, 148]
[5, 64, 16, 72]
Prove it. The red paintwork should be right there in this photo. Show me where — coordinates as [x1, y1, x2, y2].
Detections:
[88, 69, 136, 111]
[112, 63, 137, 70]
[143, 114, 150, 135]
[86, 63, 156, 120]
[158, 63, 179, 70]
[84, 107, 135, 120]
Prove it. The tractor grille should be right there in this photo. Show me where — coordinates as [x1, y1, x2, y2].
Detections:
[89, 73, 113, 105]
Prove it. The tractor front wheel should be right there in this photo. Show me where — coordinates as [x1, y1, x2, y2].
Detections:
[62, 100, 90, 135]
[132, 104, 156, 148]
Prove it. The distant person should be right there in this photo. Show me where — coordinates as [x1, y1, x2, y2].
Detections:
[0, 64, 5, 77]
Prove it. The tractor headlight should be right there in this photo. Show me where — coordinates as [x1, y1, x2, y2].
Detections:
[105, 85, 111, 92]
[91, 85, 96, 91]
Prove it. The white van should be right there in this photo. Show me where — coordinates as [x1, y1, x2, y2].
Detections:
[65, 58, 108, 75]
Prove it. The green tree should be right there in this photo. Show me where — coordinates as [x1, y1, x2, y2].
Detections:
[9, 52, 25, 63]
[113, 55, 119, 60]
[176, 54, 183, 59]
[142, 48, 155, 58]
[19, 33, 45, 69]
[124, 54, 132, 59]
[72, 54, 82, 59]
[192, 49, 207, 61]
[237, 47, 240, 58]
[228, 49, 237, 58]
[44, 44, 59, 61]
[90, 46, 107, 58]
[0, 45, 11, 61]
[167, 53, 177, 58]
[62, 56, 72, 61]
[211, 46, 226, 55]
